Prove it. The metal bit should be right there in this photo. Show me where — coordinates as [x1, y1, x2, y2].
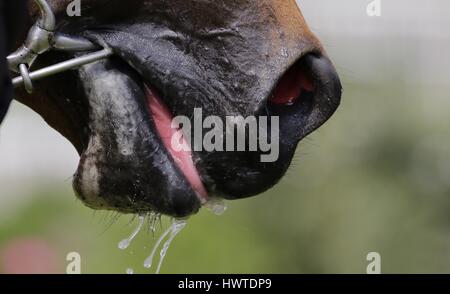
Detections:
[7, 0, 113, 93]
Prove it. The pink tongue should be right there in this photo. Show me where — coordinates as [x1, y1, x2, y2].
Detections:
[146, 85, 208, 202]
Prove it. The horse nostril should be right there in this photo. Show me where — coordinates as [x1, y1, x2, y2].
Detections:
[266, 52, 341, 141]
[269, 56, 315, 106]
[270, 52, 341, 113]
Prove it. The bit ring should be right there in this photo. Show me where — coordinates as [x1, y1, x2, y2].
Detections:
[19, 64, 34, 94]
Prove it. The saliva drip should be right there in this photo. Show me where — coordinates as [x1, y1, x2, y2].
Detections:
[118, 215, 145, 250]
[144, 219, 187, 274]
[143, 225, 172, 269]
[117, 195, 225, 274]
[156, 220, 187, 274]
[146, 212, 159, 233]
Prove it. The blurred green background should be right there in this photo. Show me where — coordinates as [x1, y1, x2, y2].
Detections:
[1, 0, 450, 273]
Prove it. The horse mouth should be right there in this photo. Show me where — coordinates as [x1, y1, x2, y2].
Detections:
[72, 51, 340, 219]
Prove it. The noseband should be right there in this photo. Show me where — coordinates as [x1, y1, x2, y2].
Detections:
[7, 0, 112, 94]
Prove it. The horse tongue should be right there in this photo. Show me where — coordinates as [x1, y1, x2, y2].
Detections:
[145, 85, 208, 202]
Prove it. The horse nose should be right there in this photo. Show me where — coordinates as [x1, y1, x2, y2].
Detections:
[219, 52, 342, 199]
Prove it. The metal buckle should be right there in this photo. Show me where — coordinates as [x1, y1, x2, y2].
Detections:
[7, 0, 113, 94]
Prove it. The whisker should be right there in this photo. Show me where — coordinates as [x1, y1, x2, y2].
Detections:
[98, 211, 122, 236]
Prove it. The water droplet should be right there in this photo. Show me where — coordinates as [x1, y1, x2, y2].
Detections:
[204, 197, 227, 216]
[126, 268, 134, 274]
[118, 215, 145, 250]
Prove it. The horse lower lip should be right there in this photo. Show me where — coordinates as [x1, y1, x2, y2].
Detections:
[145, 84, 209, 203]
